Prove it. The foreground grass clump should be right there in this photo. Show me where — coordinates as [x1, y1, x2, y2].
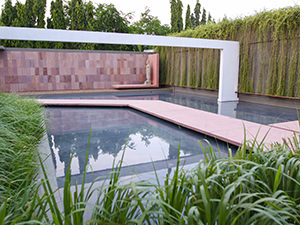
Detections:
[0, 93, 45, 224]
[9, 136, 299, 224]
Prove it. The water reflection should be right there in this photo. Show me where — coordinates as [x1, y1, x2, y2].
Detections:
[36, 91, 299, 125]
[159, 93, 298, 124]
[46, 107, 233, 178]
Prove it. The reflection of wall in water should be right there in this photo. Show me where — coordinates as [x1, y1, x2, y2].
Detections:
[47, 108, 147, 133]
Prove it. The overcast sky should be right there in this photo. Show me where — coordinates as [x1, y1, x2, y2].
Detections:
[5, 0, 300, 25]
[92, 0, 300, 24]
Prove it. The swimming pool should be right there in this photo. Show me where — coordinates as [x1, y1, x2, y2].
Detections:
[46, 106, 235, 184]
[37, 89, 299, 125]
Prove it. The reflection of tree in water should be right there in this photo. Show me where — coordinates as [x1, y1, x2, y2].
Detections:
[49, 127, 137, 175]
[49, 116, 232, 176]
[137, 127, 154, 147]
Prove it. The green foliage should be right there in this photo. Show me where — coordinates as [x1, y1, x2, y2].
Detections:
[185, 4, 192, 30]
[0, 0, 16, 26]
[66, 0, 85, 30]
[207, 13, 212, 23]
[193, 0, 201, 28]
[287, 40, 298, 96]
[0, 0, 167, 51]
[131, 7, 170, 36]
[188, 48, 196, 87]
[33, 0, 46, 28]
[93, 3, 130, 40]
[200, 8, 206, 25]
[180, 48, 187, 86]
[0, 93, 45, 224]
[170, 0, 183, 33]
[48, 0, 67, 30]
[159, 6, 300, 97]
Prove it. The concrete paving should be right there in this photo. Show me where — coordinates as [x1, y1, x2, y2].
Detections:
[38, 99, 297, 148]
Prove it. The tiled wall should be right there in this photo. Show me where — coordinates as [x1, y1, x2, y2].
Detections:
[0, 49, 158, 93]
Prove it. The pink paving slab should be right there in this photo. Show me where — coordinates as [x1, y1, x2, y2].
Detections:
[269, 120, 300, 133]
[38, 99, 296, 147]
[112, 84, 158, 89]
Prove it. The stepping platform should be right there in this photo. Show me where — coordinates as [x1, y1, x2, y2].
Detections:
[38, 99, 297, 148]
[112, 84, 159, 89]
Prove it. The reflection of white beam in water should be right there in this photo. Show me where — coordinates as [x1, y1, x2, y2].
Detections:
[38, 133, 63, 211]
[86, 134, 170, 174]
[50, 135, 65, 177]
[217, 101, 238, 118]
[50, 134, 81, 177]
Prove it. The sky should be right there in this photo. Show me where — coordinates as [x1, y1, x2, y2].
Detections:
[91, 0, 300, 24]
[5, 0, 300, 25]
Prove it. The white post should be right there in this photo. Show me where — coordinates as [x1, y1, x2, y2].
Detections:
[218, 44, 240, 102]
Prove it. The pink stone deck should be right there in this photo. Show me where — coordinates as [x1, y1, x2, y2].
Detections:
[270, 121, 300, 133]
[38, 99, 297, 147]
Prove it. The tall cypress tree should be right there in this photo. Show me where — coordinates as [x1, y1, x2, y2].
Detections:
[177, 0, 183, 32]
[200, 8, 206, 25]
[66, 0, 84, 30]
[207, 13, 212, 23]
[33, 0, 46, 28]
[48, 0, 66, 29]
[170, 0, 183, 33]
[193, 0, 201, 28]
[0, 0, 17, 26]
[73, 1, 85, 30]
[47, 0, 67, 48]
[13, 2, 27, 27]
[84, 1, 94, 31]
[25, 0, 36, 27]
[185, 4, 192, 30]
[170, 0, 177, 33]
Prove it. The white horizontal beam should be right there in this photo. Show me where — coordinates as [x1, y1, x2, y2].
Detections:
[0, 26, 240, 102]
[0, 26, 237, 50]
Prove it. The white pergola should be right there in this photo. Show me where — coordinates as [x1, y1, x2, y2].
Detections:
[0, 26, 240, 102]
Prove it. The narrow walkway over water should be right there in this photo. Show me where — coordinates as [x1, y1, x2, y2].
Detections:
[38, 99, 298, 147]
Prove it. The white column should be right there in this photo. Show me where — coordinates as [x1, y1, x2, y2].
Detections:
[218, 44, 240, 102]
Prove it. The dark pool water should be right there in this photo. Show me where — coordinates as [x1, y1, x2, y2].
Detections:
[36, 90, 299, 125]
[46, 106, 235, 184]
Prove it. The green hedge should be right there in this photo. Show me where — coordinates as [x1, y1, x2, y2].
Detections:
[158, 6, 300, 97]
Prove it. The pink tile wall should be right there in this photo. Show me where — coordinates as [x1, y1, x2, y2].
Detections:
[0, 49, 158, 93]
[148, 54, 159, 87]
